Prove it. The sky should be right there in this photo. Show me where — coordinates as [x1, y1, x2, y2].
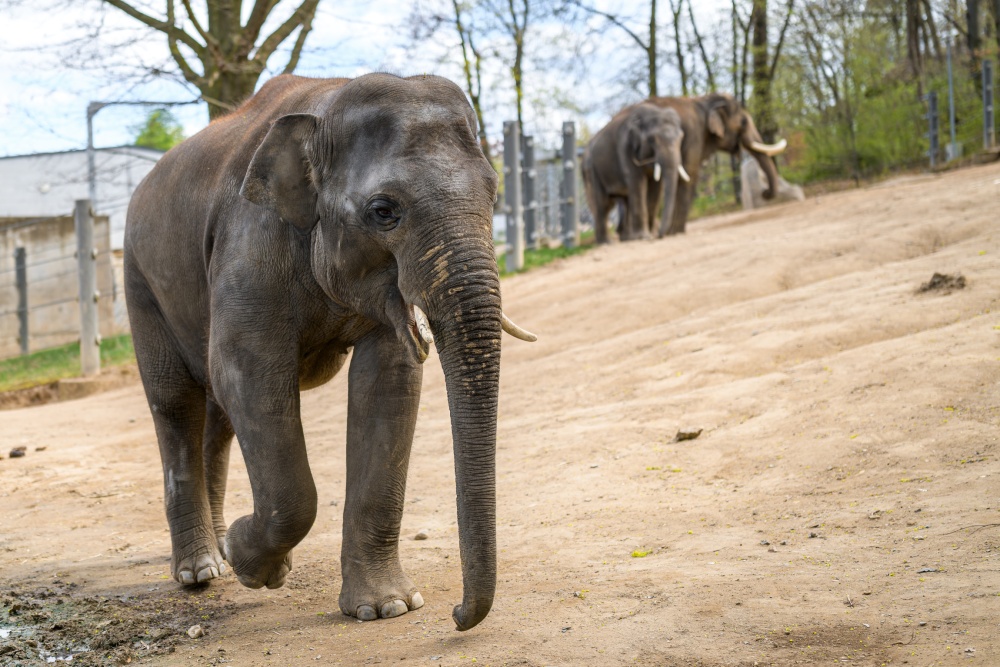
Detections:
[0, 0, 730, 158]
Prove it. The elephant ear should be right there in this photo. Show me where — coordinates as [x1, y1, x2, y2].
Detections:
[240, 113, 321, 232]
[626, 116, 654, 162]
[707, 108, 726, 139]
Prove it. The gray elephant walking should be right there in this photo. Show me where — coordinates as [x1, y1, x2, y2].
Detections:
[582, 103, 689, 243]
[647, 92, 787, 234]
[124, 73, 535, 631]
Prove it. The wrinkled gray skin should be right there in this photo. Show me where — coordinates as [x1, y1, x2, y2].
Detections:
[582, 103, 686, 243]
[648, 92, 783, 235]
[124, 73, 505, 631]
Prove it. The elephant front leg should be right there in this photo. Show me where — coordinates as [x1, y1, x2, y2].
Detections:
[340, 329, 425, 621]
[624, 177, 650, 241]
[211, 347, 317, 590]
[666, 172, 696, 235]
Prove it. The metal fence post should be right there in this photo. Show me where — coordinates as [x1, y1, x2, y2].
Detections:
[503, 121, 524, 272]
[984, 59, 995, 149]
[560, 121, 579, 248]
[522, 135, 538, 250]
[15, 247, 28, 356]
[926, 92, 939, 168]
[75, 199, 101, 376]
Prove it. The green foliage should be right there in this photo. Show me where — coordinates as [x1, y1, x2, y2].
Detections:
[132, 109, 185, 151]
[0, 334, 135, 392]
[498, 231, 595, 275]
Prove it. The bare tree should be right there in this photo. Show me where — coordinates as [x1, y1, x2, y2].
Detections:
[570, 0, 660, 96]
[451, 0, 492, 160]
[97, 0, 320, 118]
[482, 0, 531, 125]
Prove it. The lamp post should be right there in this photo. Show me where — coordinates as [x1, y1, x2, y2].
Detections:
[86, 99, 198, 213]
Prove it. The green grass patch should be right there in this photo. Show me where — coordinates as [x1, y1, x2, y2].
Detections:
[498, 231, 595, 276]
[0, 333, 135, 392]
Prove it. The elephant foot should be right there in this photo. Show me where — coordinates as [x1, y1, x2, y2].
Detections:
[339, 562, 424, 621]
[171, 535, 228, 586]
[224, 515, 293, 589]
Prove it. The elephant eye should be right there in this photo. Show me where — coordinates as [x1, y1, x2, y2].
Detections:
[367, 199, 400, 230]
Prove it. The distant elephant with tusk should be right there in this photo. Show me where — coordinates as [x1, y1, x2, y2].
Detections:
[583, 103, 689, 243]
[647, 92, 787, 234]
[124, 73, 537, 632]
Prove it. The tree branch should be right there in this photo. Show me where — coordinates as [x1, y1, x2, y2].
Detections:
[282, 8, 316, 73]
[253, 0, 320, 68]
[180, 0, 213, 46]
[244, 0, 281, 46]
[101, 0, 204, 54]
[568, 0, 649, 51]
[769, 0, 795, 79]
[687, 0, 715, 90]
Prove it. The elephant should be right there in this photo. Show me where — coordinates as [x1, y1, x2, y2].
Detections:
[647, 92, 787, 234]
[124, 73, 536, 632]
[582, 103, 690, 243]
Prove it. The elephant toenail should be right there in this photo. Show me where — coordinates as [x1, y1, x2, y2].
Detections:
[357, 605, 378, 621]
[196, 566, 218, 583]
[381, 600, 408, 618]
[219, 562, 228, 574]
[179, 571, 195, 585]
[410, 592, 424, 610]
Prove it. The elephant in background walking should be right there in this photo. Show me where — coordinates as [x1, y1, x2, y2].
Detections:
[583, 103, 690, 243]
[647, 92, 787, 234]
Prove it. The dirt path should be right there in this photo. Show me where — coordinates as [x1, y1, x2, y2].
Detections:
[2, 163, 999, 666]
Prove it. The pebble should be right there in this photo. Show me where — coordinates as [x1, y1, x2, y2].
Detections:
[187, 625, 204, 639]
[9, 447, 26, 458]
[414, 529, 429, 541]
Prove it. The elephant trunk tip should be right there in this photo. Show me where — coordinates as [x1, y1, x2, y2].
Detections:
[452, 597, 494, 631]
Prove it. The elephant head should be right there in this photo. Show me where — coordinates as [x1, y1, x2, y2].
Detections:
[624, 104, 690, 238]
[239, 73, 534, 630]
[703, 93, 786, 199]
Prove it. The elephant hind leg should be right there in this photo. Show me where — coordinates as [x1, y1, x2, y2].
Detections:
[128, 280, 226, 586]
[203, 397, 234, 560]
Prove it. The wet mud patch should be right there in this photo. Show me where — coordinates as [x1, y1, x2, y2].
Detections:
[0, 580, 241, 665]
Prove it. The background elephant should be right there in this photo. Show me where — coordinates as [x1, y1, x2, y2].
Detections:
[124, 73, 534, 632]
[740, 157, 805, 209]
[583, 103, 689, 243]
[648, 92, 787, 234]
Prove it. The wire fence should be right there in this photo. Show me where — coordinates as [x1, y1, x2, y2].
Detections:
[0, 212, 120, 359]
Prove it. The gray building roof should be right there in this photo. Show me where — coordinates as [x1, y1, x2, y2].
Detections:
[0, 146, 164, 250]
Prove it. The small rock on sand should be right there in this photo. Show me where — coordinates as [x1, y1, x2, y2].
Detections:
[187, 625, 204, 639]
[414, 529, 429, 541]
[673, 429, 703, 443]
[9, 447, 26, 458]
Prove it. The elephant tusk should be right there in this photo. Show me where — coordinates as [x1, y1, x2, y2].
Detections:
[413, 305, 434, 345]
[748, 138, 787, 156]
[501, 312, 537, 342]
[653, 163, 661, 182]
[678, 163, 691, 183]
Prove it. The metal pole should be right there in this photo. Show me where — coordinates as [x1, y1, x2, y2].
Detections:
[560, 121, 579, 249]
[927, 92, 939, 168]
[522, 135, 538, 250]
[946, 41, 960, 160]
[503, 121, 524, 273]
[984, 60, 996, 149]
[86, 102, 105, 211]
[15, 247, 28, 356]
[75, 199, 101, 376]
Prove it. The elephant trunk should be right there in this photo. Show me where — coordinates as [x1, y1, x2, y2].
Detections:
[741, 115, 781, 200]
[417, 233, 501, 631]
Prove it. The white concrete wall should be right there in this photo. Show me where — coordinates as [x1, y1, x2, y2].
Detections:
[0, 146, 163, 250]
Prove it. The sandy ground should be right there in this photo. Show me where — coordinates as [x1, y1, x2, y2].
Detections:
[2, 162, 999, 667]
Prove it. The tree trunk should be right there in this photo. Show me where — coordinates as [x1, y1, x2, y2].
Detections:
[906, 0, 923, 78]
[649, 0, 658, 96]
[670, 0, 688, 95]
[968, 0, 984, 96]
[750, 0, 777, 143]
